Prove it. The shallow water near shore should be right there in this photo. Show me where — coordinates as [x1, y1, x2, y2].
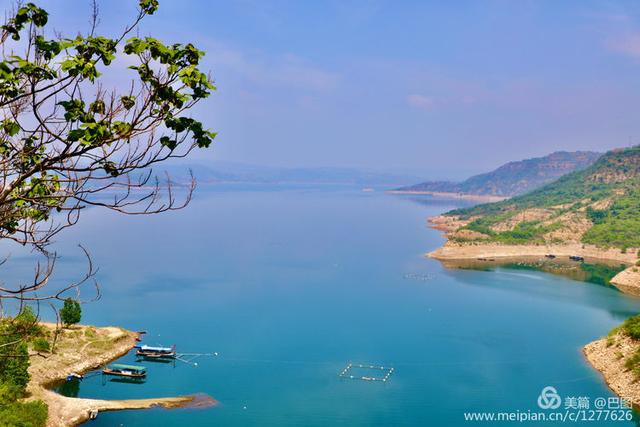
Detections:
[43, 187, 640, 426]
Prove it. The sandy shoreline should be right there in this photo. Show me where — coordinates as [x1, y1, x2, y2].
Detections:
[27, 324, 216, 427]
[387, 190, 507, 203]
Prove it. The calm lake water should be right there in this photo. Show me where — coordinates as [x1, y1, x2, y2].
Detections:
[43, 186, 640, 426]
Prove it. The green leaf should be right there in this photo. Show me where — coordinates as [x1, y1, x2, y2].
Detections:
[139, 0, 159, 15]
[160, 136, 177, 150]
[67, 129, 85, 142]
[120, 96, 136, 110]
[89, 100, 105, 115]
[2, 120, 20, 136]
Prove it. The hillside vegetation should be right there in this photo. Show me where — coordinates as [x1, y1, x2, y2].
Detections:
[444, 146, 640, 251]
[398, 151, 600, 197]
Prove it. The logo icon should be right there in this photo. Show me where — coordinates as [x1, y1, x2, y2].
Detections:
[537, 386, 561, 410]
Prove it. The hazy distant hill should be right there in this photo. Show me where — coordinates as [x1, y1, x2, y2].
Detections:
[158, 162, 422, 188]
[397, 151, 601, 197]
[445, 146, 640, 250]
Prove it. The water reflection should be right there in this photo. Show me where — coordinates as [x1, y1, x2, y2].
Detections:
[57, 378, 80, 398]
[439, 256, 627, 289]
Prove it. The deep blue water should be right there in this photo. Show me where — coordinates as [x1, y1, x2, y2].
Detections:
[36, 187, 640, 425]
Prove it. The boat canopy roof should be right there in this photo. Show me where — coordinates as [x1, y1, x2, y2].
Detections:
[140, 345, 174, 352]
[110, 364, 146, 372]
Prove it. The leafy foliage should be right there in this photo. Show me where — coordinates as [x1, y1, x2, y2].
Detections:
[60, 298, 81, 327]
[613, 315, 640, 380]
[0, 0, 215, 264]
[624, 348, 640, 379]
[0, 310, 38, 391]
[0, 399, 47, 427]
[622, 314, 640, 341]
[31, 338, 50, 353]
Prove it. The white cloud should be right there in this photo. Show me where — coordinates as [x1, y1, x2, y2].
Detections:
[202, 40, 340, 93]
[406, 94, 435, 110]
[606, 33, 640, 59]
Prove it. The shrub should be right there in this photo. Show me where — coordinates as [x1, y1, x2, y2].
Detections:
[60, 299, 82, 327]
[13, 306, 43, 337]
[622, 315, 640, 340]
[0, 383, 23, 403]
[586, 206, 608, 224]
[32, 338, 50, 353]
[625, 349, 640, 379]
[0, 342, 30, 391]
[0, 400, 47, 427]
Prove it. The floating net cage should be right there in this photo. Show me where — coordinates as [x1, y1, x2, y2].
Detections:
[338, 363, 394, 382]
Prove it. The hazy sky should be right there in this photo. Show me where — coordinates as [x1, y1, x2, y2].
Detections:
[9, 0, 640, 179]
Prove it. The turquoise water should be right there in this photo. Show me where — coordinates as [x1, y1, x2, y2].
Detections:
[46, 187, 640, 425]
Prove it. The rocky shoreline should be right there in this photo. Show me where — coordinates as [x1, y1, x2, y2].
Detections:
[583, 334, 640, 409]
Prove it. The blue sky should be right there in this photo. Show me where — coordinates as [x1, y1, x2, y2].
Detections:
[9, 0, 640, 179]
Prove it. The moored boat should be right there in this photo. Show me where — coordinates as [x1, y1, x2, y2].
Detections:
[102, 364, 147, 378]
[136, 344, 177, 359]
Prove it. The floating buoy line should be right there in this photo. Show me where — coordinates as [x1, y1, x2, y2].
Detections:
[175, 352, 219, 367]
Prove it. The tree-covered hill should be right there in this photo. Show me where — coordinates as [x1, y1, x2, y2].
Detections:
[398, 151, 601, 197]
[444, 146, 640, 250]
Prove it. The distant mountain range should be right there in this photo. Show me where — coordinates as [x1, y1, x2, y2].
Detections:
[396, 151, 602, 197]
[158, 162, 422, 188]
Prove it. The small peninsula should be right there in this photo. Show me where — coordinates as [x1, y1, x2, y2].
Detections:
[26, 324, 215, 427]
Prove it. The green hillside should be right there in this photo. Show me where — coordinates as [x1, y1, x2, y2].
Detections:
[397, 151, 600, 197]
[446, 146, 640, 250]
